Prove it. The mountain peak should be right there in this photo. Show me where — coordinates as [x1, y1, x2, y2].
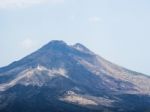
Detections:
[73, 43, 92, 54]
[39, 40, 93, 55]
[48, 40, 67, 45]
[45, 40, 67, 47]
[40, 40, 69, 52]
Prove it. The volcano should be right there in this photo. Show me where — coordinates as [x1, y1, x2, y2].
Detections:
[0, 40, 150, 112]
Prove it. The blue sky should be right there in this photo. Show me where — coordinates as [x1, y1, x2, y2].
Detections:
[0, 0, 150, 75]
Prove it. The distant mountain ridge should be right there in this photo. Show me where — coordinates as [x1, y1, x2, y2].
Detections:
[0, 40, 150, 112]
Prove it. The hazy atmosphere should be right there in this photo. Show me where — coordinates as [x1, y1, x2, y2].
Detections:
[0, 0, 150, 75]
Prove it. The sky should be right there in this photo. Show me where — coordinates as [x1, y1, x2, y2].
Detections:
[0, 0, 150, 75]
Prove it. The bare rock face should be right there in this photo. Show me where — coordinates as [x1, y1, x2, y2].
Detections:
[0, 40, 150, 112]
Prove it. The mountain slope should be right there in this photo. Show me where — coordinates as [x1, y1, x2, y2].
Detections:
[0, 40, 150, 112]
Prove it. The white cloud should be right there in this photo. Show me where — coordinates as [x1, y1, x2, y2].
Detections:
[21, 38, 36, 50]
[0, 0, 64, 9]
[88, 16, 102, 23]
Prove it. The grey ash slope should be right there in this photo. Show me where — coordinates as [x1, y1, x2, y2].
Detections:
[0, 40, 150, 112]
